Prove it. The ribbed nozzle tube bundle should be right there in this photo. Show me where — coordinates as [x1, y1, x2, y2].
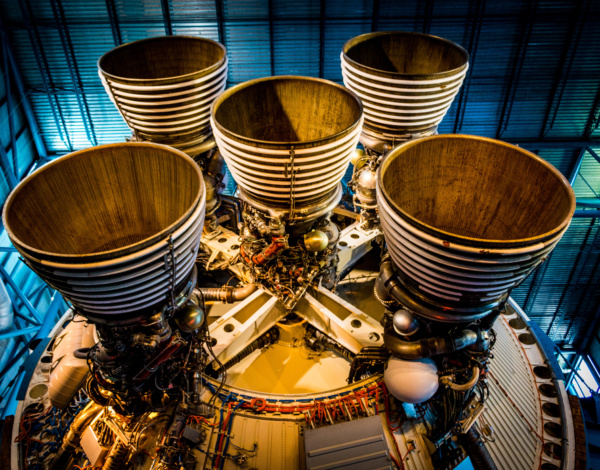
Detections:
[99, 36, 227, 154]
[377, 135, 575, 318]
[3, 143, 206, 324]
[341, 32, 468, 147]
[211, 76, 363, 210]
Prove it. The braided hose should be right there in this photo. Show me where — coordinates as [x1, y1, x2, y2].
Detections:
[102, 440, 129, 470]
[213, 327, 279, 372]
[460, 427, 498, 470]
[196, 284, 258, 303]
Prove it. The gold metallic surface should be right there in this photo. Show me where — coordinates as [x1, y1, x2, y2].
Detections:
[304, 230, 329, 252]
[174, 304, 205, 333]
[350, 148, 365, 166]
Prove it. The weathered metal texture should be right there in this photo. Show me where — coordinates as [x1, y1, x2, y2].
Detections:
[211, 76, 363, 209]
[341, 31, 468, 145]
[304, 415, 393, 469]
[484, 301, 575, 470]
[2, 142, 205, 320]
[377, 135, 575, 311]
[98, 36, 227, 153]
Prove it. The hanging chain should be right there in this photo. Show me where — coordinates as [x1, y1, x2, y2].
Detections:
[289, 146, 296, 219]
[166, 234, 177, 315]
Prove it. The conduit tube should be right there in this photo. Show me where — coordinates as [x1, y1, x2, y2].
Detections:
[240, 236, 288, 265]
[383, 327, 477, 360]
[102, 440, 129, 470]
[196, 284, 258, 303]
[442, 365, 480, 392]
[460, 427, 498, 470]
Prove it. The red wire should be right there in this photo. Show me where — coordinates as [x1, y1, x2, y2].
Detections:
[381, 383, 405, 469]
[214, 402, 234, 469]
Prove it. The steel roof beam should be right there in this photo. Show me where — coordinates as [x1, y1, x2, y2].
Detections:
[215, 0, 225, 47]
[546, 218, 596, 341]
[496, 0, 538, 139]
[20, 0, 72, 151]
[50, 0, 97, 147]
[268, 0, 274, 75]
[160, 0, 172, 36]
[509, 139, 600, 149]
[584, 84, 600, 139]
[371, 0, 379, 32]
[569, 147, 587, 185]
[574, 231, 600, 350]
[3, 39, 18, 179]
[573, 210, 600, 218]
[0, 14, 47, 160]
[577, 198, 600, 208]
[105, 0, 122, 46]
[0, 265, 42, 325]
[8, 11, 590, 27]
[3, 126, 28, 156]
[453, 0, 485, 134]
[319, 0, 325, 79]
[0, 144, 18, 190]
[540, 0, 589, 138]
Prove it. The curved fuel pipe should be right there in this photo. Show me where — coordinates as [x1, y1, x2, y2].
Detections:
[196, 283, 258, 303]
[383, 327, 478, 360]
[48, 402, 103, 470]
[441, 365, 481, 392]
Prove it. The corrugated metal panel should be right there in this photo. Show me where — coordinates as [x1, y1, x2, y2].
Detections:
[0, 31, 38, 191]
[511, 218, 600, 345]
[486, 314, 542, 469]
[273, 21, 320, 77]
[304, 415, 392, 470]
[572, 150, 600, 198]
[226, 22, 271, 83]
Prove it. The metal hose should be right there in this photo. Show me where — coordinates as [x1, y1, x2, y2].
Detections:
[212, 327, 279, 372]
[102, 439, 129, 470]
[305, 326, 356, 361]
[196, 284, 258, 303]
[460, 427, 498, 470]
[383, 327, 478, 360]
[73, 347, 90, 360]
[442, 365, 481, 392]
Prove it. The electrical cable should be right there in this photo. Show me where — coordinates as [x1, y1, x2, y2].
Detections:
[205, 335, 227, 411]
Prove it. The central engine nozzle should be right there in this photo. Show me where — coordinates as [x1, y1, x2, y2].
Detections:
[378, 135, 575, 322]
[3, 143, 206, 324]
[211, 76, 363, 217]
